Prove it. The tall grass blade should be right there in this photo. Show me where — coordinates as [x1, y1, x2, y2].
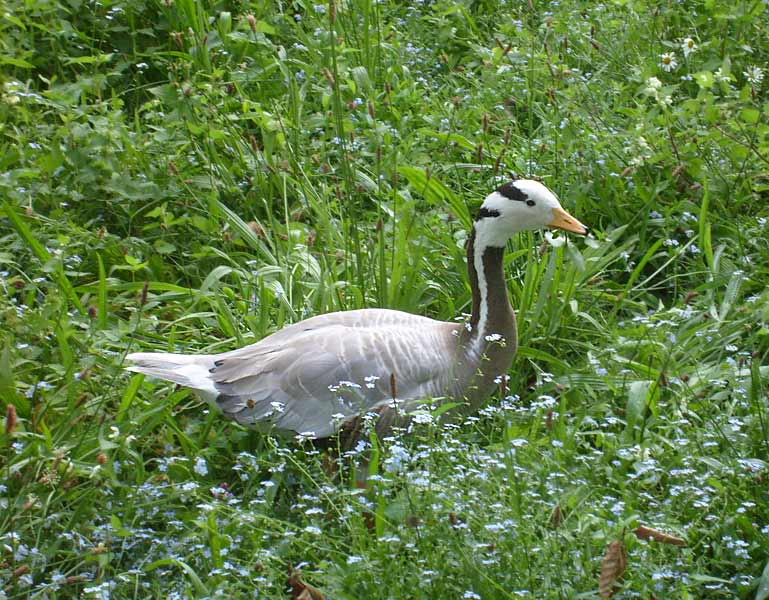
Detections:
[117, 374, 144, 423]
[699, 181, 714, 276]
[97, 254, 108, 329]
[145, 558, 208, 595]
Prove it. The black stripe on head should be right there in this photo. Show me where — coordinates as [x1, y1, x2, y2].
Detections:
[477, 207, 501, 219]
[496, 181, 528, 202]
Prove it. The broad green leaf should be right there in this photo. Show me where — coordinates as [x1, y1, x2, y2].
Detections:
[350, 66, 373, 94]
[253, 20, 276, 34]
[740, 108, 760, 124]
[110, 515, 132, 537]
[626, 380, 652, 435]
[153, 239, 177, 254]
[693, 71, 714, 89]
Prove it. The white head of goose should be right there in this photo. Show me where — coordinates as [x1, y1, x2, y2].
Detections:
[126, 179, 587, 441]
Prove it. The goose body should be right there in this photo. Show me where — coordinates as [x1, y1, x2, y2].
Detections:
[126, 180, 586, 439]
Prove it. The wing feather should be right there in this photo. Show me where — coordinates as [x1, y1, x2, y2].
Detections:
[207, 309, 461, 437]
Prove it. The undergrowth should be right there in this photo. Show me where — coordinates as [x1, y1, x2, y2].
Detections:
[2, 0, 769, 598]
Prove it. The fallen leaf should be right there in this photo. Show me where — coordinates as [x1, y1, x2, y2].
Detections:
[549, 504, 562, 528]
[598, 540, 627, 599]
[287, 564, 326, 600]
[634, 525, 686, 546]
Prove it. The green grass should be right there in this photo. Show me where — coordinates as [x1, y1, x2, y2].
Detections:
[2, 0, 769, 598]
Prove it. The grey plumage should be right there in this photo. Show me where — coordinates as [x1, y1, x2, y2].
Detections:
[127, 309, 469, 438]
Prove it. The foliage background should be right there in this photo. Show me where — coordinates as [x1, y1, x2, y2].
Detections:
[1, 0, 769, 597]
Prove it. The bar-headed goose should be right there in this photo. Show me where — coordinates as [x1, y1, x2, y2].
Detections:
[126, 179, 587, 439]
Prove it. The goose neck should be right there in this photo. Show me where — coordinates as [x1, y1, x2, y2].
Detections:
[466, 225, 516, 341]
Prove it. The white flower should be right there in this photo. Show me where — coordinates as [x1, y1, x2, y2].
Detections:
[643, 76, 673, 106]
[384, 444, 410, 473]
[544, 230, 566, 247]
[744, 66, 764, 85]
[681, 37, 697, 57]
[714, 67, 732, 83]
[412, 412, 434, 425]
[660, 52, 678, 72]
[193, 457, 208, 476]
[646, 76, 662, 90]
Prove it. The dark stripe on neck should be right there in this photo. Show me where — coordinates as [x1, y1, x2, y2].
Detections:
[467, 227, 481, 329]
[466, 226, 509, 333]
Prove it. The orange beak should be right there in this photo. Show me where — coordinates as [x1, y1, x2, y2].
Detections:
[548, 207, 588, 235]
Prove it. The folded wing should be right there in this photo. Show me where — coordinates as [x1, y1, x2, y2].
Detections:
[210, 309, 461, 436]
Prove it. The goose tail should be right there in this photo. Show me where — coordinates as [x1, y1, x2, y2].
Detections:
[125, 352, 219, 400]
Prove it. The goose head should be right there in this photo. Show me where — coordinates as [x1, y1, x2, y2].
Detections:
[474, 179, 587, 248]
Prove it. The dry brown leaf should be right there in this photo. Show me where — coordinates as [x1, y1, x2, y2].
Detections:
[12, 565, 30, 578]
[634, 525, 687, 546]
[361, 510, 376, 531]
[598, 540, 627, 599]
[549, 504, 563, 528]
[287, 565, 326, 600]
[5, 403, 17, 435]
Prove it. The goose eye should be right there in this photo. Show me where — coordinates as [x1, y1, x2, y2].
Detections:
[526, 199, 536, 207]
